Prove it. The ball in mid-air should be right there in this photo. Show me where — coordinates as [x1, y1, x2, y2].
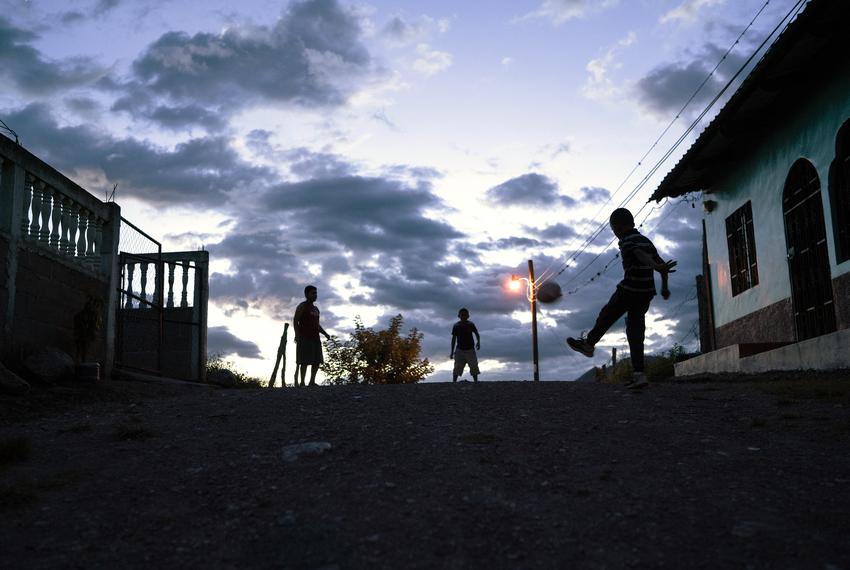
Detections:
[536, 281, 562, 303]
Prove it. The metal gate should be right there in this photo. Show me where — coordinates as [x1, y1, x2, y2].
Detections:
[116, 218, 209, 381]
[783, 158, 836, 341]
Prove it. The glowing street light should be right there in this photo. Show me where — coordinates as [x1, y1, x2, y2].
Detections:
[508, 260, 540, 382]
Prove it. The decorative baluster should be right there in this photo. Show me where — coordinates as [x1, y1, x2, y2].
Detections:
[49, 191, 62, 249]
[180, 263, 189, 308]
[140, 263, 149, 308]
[38, 183, 52, 245]
[59, 197, 72, 254]
[125, 263, 136, 309]
[66, 202, 80, 258]
[167, 262, 175, 308]
[77, 208, 89, 261]
[151, 261, 160, 308]
[20, 174, 32, 237]
[29, 178, 43, 239]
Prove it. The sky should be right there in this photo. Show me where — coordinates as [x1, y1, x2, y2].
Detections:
[0, 0, 806, 382]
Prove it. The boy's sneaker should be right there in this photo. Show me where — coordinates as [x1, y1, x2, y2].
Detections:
[566, 337, 594, 357]
[627, 372, 649, 390]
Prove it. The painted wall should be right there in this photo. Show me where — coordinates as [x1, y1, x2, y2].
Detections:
[705, 60, 850, 329]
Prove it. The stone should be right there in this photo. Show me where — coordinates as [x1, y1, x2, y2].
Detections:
[23, 348, 74, 384]
[207, 368, 239, 388]
[282, 442, 332, 462]
[0, 360, 30, 395]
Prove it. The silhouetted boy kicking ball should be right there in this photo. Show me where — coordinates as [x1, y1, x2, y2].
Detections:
[451, 308, 481, 382]
[567, 208, 676, 389]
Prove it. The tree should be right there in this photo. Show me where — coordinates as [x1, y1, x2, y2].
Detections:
[322, 315, 433, 384]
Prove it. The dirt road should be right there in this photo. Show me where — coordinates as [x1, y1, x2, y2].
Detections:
[2, 375, 849, 569]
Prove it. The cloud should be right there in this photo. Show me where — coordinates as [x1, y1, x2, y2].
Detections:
[208, 326, 263, 358]
[632, 42, 747, 117]
[486, 173, 576, 208]
[0, 16, 105, 96]
[4, 103, 272, 207]
[521, 0, 619, 26]
[528, 222, 579, 241]
[660, 0, 725, 25]
[476, 236, 545, 251]
[580, 186, 611, 203]
[412, 43, 453, 76]
[381, 14, 450, 46]
[581, 31, 636, 101]
[111, 0, 378, 128]
[146, 104, 228, 132]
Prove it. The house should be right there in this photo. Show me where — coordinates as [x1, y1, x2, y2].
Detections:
[650, 0, 850, 374]
[1, 134, 210, 383]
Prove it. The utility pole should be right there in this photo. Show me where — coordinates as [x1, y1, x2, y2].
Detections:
[528, 259, 540, 382]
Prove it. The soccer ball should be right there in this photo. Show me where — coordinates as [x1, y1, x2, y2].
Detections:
[536, 281, 562, 304]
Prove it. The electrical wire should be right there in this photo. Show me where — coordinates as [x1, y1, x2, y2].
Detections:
[536, 0, 806, 288]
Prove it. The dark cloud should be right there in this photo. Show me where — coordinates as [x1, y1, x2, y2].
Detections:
[634, 42, 749, 117]
[5, 103, 271, 207]
[476, 236, 544, 251]
[0, 16, 105, 95]
[261, 175, 463, 253]
[486, 173, 576, 208]
[113, 0, 376, 128]
[529, 222, 578, 242]
[147, 105, 228, 132]
[208, 326, 263, 358]
[580, 186, 610, 203]
[65, 96, 101, 114]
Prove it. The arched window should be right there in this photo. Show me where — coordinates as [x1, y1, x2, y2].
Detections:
[829, 119, 850, 263]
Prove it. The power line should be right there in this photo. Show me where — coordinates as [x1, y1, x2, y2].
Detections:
[537, 0, 806, 287]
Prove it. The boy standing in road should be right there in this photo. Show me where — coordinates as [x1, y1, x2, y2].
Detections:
[293, 285, 331, 386]
[566, 208, 676, 389]
[451, 308, 481, 383]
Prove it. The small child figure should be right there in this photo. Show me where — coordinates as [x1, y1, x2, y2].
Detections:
[566, 208, 676, 389]
[450, 308, 481, 383]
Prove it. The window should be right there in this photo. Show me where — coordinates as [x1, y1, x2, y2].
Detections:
[829, 119, 850, 263]
[726, 201, 759, 296]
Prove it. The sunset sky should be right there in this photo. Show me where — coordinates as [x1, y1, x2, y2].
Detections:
[1, 0, 806, 381]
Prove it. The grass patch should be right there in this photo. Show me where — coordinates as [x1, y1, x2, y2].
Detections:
[0, 436, 31, 467]
[114, 424, 155, 441]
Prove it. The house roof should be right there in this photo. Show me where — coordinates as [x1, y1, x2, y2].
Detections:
[650, 0, 850, 202]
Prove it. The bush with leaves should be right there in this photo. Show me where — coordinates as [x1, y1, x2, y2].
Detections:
[322, 315, 433, 385]
[206, 353, 263, 388]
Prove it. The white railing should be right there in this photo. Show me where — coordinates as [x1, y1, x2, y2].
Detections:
[1, 135, 114, 274]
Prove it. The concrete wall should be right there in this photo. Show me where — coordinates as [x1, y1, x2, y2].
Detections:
[705, 60, 850, 333]
[1, 136, 121, 372]
[10, 245, 109, 360]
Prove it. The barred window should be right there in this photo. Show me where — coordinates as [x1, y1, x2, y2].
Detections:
[726, 201, 759, 296]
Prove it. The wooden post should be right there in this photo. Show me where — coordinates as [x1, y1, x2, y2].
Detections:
[528, 259, 540, 382]
[612, 347, 617, 370]
[268, 323, 289, 388]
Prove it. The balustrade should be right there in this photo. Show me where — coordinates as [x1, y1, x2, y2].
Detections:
[120, 258, 197, 310]
[13, 169, 108, 271]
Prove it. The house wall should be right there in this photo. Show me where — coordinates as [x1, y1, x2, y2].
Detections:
[705, 60, 850, 343]
[11, 245, 109, 360]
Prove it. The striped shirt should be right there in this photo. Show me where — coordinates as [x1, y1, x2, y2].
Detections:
[618, 229, 658, 294]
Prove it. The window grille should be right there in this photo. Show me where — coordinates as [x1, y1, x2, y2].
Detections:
[725, 201, 759, 296]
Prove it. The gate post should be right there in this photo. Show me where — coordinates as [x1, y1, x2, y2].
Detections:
[101, 202, 121, 379]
